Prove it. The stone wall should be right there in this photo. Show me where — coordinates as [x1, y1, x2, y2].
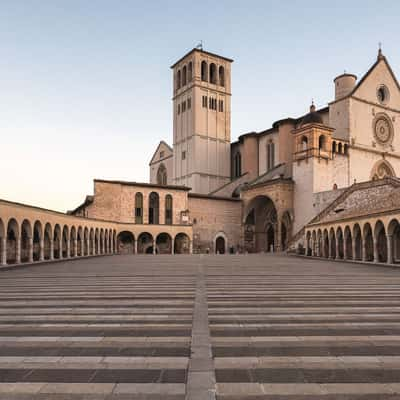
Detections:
[188, 194, 242, 253]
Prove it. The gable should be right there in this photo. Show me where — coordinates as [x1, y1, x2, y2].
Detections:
[149, 141, 173, 165]
[352, 57, 400, 109]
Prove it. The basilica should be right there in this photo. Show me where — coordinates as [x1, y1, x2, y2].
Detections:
[0, 47, 400, 265]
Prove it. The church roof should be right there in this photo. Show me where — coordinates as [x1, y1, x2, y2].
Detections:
[149, 140, 173, 165]
[307, 178, 400, 227]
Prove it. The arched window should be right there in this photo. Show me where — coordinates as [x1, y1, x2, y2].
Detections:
[135, 193, 143, 224]
[182, 66, 187, 86]
[209, 63, 217, 84]
[332, 141, 336, 153]
[267, 141, 275, 171]
[165, 195, 173, 225]
[149, 192, 159, 224]
[188, 62, 193, 82]
[157, 164, 167, 186]
[301, 136, 308, 151]
[201, 61, 208, 81]
[177, 70, 181, 90]
[234, 152, 242, 178]
[319, 135, 326, 151]
[338, 142, 343, 154]
[219, 66, 225, 86]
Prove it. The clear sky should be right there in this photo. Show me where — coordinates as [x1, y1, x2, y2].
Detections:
[1, 0, 400, 212]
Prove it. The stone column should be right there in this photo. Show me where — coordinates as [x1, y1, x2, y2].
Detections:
[80, 238, 84, 256]
[153, 240, 156, 255]
[134, 240, 138, 255]
[50, 240, 54, 261]
[16, 237, 21, 264]
[190, 240, 193, 254]
[387, 234, 393, 264]
[171, 239, 175, 255]
[1, 237, 6, 265]
[373, 237, 379, 263]
[352, 239, 357, 261]
[343, 239, 348, 260]
[92, 239, 95, 255]
[362, 239, 367, 262]
[39, 238, 44, 261]
[28, 237, 33, 263]
[66, 240, 70, 259]
[335, 240, 339, 260]
[74, 239, 78, 257]
[328, 238, 332, 259]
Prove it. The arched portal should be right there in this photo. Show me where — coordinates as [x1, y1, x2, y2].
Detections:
[33, 221, 42, 261]
[156, 233, 172, 254]
[388, 219, 400, 263]
[243, 195, 278, 253]
[329, 228, 336, 259]
[344, 226, 352, 260]
[117, 231, 135, 254]
[363, 223, 374, 261]
[6, 219, 19, 264]
[215, 236, 226, 254]
[53, 225, 61, 259]
[353, 224, 362, 260]
[174, 233, 190, 254]
[323, 229, 329, 258]
[44, 223, 52, 260]
[374, 220, 387, 263]
[21, 219, 32, 263]
[138, 232, 153, 254]
[337, 227, 344, 259]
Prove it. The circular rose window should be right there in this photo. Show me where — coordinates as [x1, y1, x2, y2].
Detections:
[373, 113, 393, 146]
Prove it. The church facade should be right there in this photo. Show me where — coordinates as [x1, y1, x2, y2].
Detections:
[150, 47, 400, 254]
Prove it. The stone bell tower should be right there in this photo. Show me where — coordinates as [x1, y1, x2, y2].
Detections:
[171, 48, 233, 194]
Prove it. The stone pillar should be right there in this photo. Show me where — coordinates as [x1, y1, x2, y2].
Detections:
[74, 239, 78, 257]
[28, 237, 33, 263]
[362, 239, 367, 262]
[190, 240, 193, 254]
[153, 240, 156, 255]
[387, 234, 393, 264]
[66, 240, 70, 259]
[328, 238, 332, 259]
[92, 239, 95, 255]
[39, 239, 44, 261]
[373, 237, 379, 263]
[134, 240, 138, 255]
[16, 237, 21, 264]
[1, 237, 6, 265]
[335, 240, 339, 260]
[171, 239, 175, 255]
[50, 240, 54, 261]
[343, 239, 348, 260]
[86, 238, 90, 256]
[352, 239, 356, 261]
[80, 238, 84, 256]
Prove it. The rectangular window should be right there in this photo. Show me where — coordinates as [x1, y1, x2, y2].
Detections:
[165, 209, 172, 225]
[135, 207, 142, 224]
[209, 97, 212, 109]
[182, 151, 186, 160]
[188, 98, 191, 109]
[218, 100, 224, 112]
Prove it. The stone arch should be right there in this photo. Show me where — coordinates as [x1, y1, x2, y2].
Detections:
[77, 226, 83, 257]
[243, 195, 278, 253]
[157, 164, 167, 186]
[54, 224, 61, 259]
[363, 223, 374, 261]
[33, 221, 43, 262]
[156, 233, 172, 254]
[214, 231, 228, 254]
[70, 226, 77, 257]
[20, 219, 32, 263]
[44, 223, 52, 260]
[388, 219, 400, 263]
[174, 233, 190, 254]
[89, 228, 94, 255]
[62, 225, 69, 258]
[323, 229, 329, 258]
[329, 228, 336, 259]
[149, 192, 160, 224]
[95, 228, 99, 255]
[338, 142, 343, 154]
[318, 135, 326, 151]
[301, 135, 308, 151]
[6, 218, 19, 264]
[138, 232, 153, 254]
[353, 224, 362, 261]
[344, 225, 352, 260]
[0, 218, 4, 264]
[370, 159, 395, 180]
[201, 61, 208, 81]
[209, 63, 217, 84]
[336, 227, 344, 259]
[306, 231, 311, 256]
[117, 231, 135, 254]
[374, 220, 387, 263]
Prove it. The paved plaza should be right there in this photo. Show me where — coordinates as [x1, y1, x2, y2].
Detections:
[0, 255, 400, 399]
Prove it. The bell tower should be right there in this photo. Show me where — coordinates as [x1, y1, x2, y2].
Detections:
[171, 48, 233, 194]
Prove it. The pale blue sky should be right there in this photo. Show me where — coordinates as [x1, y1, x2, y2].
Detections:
[1, 0, 399, 211]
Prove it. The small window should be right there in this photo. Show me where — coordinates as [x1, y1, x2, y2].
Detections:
[188, 62, 193, 82]
[201, 61, 208, 81]
[187, 98, 191, 109]
[218, 100, 224, 112]
[202, 96, 207, 108]
[182, 101, 186, 112]
[219, 66, 225, 87]
[182, 66, 187, 86]
[177, 70, 181, 90]
[182, 151, 186, 160]
[209, 63, 217, 84]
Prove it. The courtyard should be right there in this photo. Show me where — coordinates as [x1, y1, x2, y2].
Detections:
[0, 254, 400, 399]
